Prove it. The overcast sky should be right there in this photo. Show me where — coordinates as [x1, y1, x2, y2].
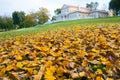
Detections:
[0, 0, 110, 17]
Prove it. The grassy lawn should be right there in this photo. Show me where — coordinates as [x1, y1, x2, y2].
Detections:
[0, 16, 120, 38]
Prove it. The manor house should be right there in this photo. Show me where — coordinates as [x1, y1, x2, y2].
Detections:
[56, 4, 108, 21]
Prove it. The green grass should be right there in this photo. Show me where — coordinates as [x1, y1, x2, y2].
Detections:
[0, 16, 120, 38]
[43, 16, 120, 27]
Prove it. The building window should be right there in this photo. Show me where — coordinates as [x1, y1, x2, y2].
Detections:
[65, 15, 67, 18]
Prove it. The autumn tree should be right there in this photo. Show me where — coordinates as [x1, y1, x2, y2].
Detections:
[12, 11, 25, 28]
[54, 8, 61, 15]
[109, 0, 120, 15]
[23, 13, 37, 28]
[36, 7, 50, 24]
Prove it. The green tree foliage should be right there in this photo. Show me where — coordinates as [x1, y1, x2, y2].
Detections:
[0, 16, 14, 31]
[36, 7, 50, 24]
[109, 0, 120, 15]
[12, 11, 25, 28]
[51, 16, 57, 21]
[54, 8, 61, 15]
[23, 13, 38, 28]
[86, 3, 92, 10]
[86, 2, 99, 10]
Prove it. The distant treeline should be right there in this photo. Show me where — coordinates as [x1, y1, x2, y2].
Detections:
[0, 7, 49, 32]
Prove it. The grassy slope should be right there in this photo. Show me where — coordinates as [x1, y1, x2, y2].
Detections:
[0, 16, 120, 38]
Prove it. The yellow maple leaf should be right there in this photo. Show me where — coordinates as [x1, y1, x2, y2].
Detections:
[95, 75, 104, 80]
[82, 60, 88, 67]
[92, 49, 99, 53]
[45, 61, 53, 67]
[0, 48, 4, 52]
[23, 68, 33, 74]
[42, 46, 49, 52]
[34, 46, 41, 50]
[45, 74, 56, 80]
[79, 71, 86, 77]
[16, 54, 22, 60]
[106, 78, 113, 80]
[6, 63, 15, 71]
[14, 41, 20, 45]
[16, 62, 23, 68]
[0, 68, 6, 77]
[78, 50, 86, 57]
[98, 35, 106, 44]
[44, 66, 56, 80]
[96, 69, 103, 74]
[49, 66, 56, 72]
[56, 67, 64, 76]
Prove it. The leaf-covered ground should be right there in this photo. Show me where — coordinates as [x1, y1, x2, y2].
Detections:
[0, 24, 120, 80]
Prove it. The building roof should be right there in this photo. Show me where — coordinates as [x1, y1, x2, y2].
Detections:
[61, 4, 79, 9]
[61, 4, 90, 12]
[79, 7, 90, 11]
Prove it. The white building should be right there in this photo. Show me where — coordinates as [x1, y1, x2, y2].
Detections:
[56, 4, 108, 21]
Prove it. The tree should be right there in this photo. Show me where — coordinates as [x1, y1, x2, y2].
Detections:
[12, 11, 25, 28]
[109, 0, 120, 15]
[94, 2, 99, 10]
[86, 2, 99, 10]
[54, 8, 61, 15]
[51, 16, 57, 21]
[36, 7, 50, 24]
[5, 17, 14, 30]
[23, 13, 37, 28]
[86, 3, 92, 10]
[0, 16, 14, 31]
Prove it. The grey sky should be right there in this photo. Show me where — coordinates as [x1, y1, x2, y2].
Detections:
[0, 0, 110, 17]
